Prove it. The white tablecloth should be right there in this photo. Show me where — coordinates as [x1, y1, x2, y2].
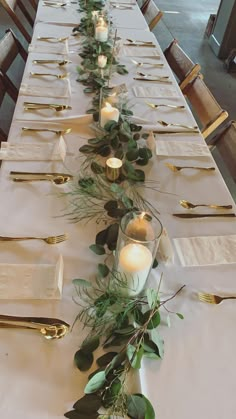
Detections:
[0, 1, 236, 418]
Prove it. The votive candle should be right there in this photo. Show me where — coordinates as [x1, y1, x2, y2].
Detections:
[98, 54, 107, 68]
[105, 157, 122, 181]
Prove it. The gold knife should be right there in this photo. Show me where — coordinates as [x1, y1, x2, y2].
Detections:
[153, 130, 199, 134]
[173, 213, 236, 218]
[133, 78, 172, 84]
[123, 44, 156, 48]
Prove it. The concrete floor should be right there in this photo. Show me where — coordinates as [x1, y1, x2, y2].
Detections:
[0, 0, 235, 197]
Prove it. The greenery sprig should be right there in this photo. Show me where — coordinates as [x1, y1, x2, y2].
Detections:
[65, 274, 185, 418]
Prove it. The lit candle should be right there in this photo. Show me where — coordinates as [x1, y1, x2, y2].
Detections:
[100, 102, 119, 128]
[125, 212, 155, 241]
[118, 243, 153, 296]
[106, 157, 122, 181]
[92, 10, 99, 22]
[98, 54, 107, 68]
[95, 20, 108, 42]
[106, 92, 118, 105]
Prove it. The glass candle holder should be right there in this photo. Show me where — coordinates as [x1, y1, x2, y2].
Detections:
[114, 211, 163, 296]
[95, 18, 108, 42]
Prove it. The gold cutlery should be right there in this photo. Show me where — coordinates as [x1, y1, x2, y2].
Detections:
[153, 129, 199, 134]
[133, 77, 172, 84]
[43, 2, 67, 7]
[166, 163, 215, 172]
[146, 101, 185, 110]
[127, 39, 154, 45]
[33, 59, 71, 66]
[137, 72, 169, 79]
[37, 36, 69, 42]
[198, 293, 236, 305]
[30, 72, 69, 79]
[22, 127, 72, 135]
[23, 102, 72, 112]
[158, 120, 198, 129]
[173, 213, 235, 218]
[112, 4, 133, 9]
[124, 43, 156, 48]
[179, 200, 233, 210]
[131, 59, 163, 67]
[0, 315, 70, 339]
[0, 233, 68, 244]
[10, 171, 73, 185]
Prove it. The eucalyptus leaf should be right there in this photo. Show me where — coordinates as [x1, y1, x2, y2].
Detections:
[102, 378, 122, 408]
[104, 200, 118, 211]
[146, 288, 158, 310]
[96, 352, 118, 367]
[127, 344, 143, 369]
[98, 263, 109, 278]
[89, 244, 105, 255]
[84, 371, 106, 394]
[73, 394, 101, 414]
[127, 394, 146, 419]
[126, 149, 139, 161]
[91, 161, 104, 174]
[176, 312, 184, 319]
[151, 329, 164, 358]
[82, 335, 100, 353]
[74, 349, 93, 371]
[143, 310, 161, 330]
[73, 278, 91, 288]
[79, 144, 95, 154]
[96, 228, 108, 245]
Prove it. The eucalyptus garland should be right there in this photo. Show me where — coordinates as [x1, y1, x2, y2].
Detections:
[64, 0, 185, 417]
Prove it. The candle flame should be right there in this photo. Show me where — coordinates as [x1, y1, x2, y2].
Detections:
[105, 102, 113, 109]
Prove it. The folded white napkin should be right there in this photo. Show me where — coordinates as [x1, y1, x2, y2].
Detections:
[0, 255, 63, 299]
[20, 79, 71, 99]
[133, 85, 179, 98]
[0, 137, 66, 161]
[28, 41, 69, 55]
[122, 47, 160, 57]
[173, 235, 236, 266]
[156, 140, 210, 156]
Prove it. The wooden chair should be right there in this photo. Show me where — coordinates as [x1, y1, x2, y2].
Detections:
[208, 121, 236, 182]
[0, 72, 14, 141]
[184, 75, 229, 139]
[0, 28, 27, 101]
[142, 0, 163, 31]
[164, 39, 202, 91]
[0, 0, 34, 43]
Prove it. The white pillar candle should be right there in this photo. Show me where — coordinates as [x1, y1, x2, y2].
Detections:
[98, 54, 107, 68]
[118, 243, 153, 296]
[126, 213, 155, 241]
[95, 22, 108, 42]
[100, 102, 119, 128]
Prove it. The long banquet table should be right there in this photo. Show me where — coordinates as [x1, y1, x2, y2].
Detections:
[0, 1, 236, 418]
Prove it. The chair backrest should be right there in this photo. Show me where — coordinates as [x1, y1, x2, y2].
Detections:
[164, 39, 201, 90]
[209, 121, 236, 182]
[0, 71, 15, 141]
[0, 29, 27, 101]
[184, 75, 229, 139]
[0, 0, 33, 42]
[143, 0, 163, 31]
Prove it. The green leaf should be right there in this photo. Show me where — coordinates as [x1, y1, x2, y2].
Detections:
[73, 394, 101, 414]
[152, 258, 158, 269]
[74, 349, 93, 371]
[146, 288, 158, 310]
[127, 344, 144, 369]
[139, 148, 152, 159]
[84, 371, 106, 394]
[127, 394, 146, 419]
[104, 120, 119, 132]
[104, 200, 118, 211]
[122, 195, 133, 209]
[89, 244, 105, 255]
[96, 352, 118, 367]
[102, 378, 122, 408]
[115, 325, 135, 335]
[126, 149, 139, 161]
[65, 411, 98, 419]
[72, 278, 91, 288]
[151, 329, 164, 358]
[79, 144, 95, 154]
[143, 310, 161, 329]
[91, 161, 104, 174]
[96, 228, 108, 245]
[82, 335, 100, 353]
[176, 312, 184, 320]
[106, 223, 119, 250]
[114, 149, 124, 160]
[98, 263, 109, 278]
[136, 156, 149, 166]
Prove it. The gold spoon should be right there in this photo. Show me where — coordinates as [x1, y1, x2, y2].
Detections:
[146, 101, 185, 110]
[30, 72, 69, 79]
[166, 163, 215, 172]
[22, 127, 72, 135]
[158, 120, 198, 130]
[179, 200, 232, 210]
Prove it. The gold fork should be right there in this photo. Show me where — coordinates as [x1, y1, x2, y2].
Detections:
[165, 163, 215, 172]
[0, 234, 68, 244]
[146, 101, 185, 110]
[22, 127, 72, 135]
[198, 292, 236, 305]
